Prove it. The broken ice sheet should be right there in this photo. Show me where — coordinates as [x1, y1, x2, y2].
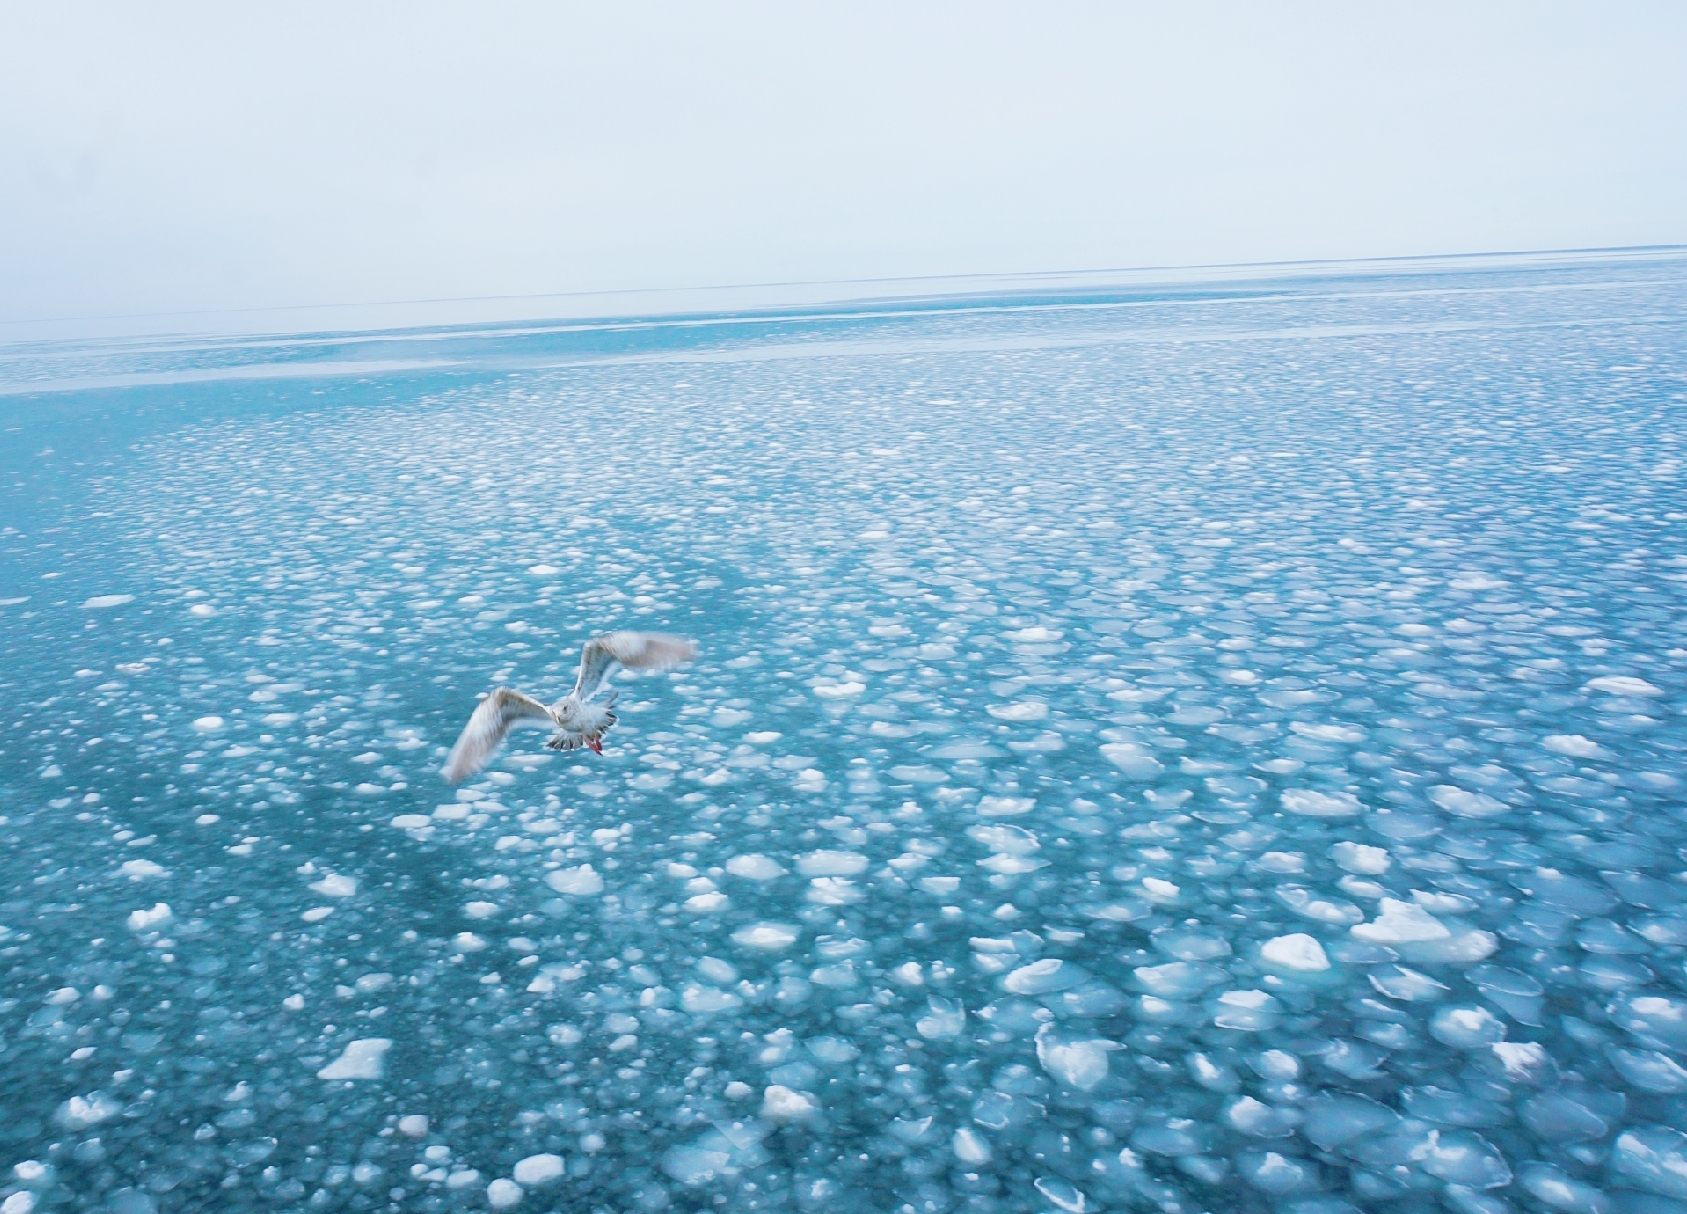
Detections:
[3, 254, 1686, 1213]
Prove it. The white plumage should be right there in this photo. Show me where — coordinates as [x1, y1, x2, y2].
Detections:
[441, 631, 699, 783]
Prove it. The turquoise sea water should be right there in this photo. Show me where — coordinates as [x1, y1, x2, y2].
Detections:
[2, 255, 1685, 1214]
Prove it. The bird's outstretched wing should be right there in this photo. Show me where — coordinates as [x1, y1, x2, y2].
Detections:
[441, 688, 553, 784]
[569, 631, 700, 701]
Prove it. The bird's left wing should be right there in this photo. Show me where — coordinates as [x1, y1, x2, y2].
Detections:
[441, 688, 553, 784]
[569, 631, 700, 701]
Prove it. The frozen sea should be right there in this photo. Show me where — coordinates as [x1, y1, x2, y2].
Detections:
[1, 253, 1685, 1214]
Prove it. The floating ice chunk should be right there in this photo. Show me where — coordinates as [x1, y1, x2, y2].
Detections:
[725, 854, 786, 880]
[1005, 958, 1086, 994]
[1542, 734, 1608, 759]
[302, 907, 333, 922]
[512, 1155, 562, 1185]
[1141, 877, 1179, 902]
[56, 1093, 121, 1129]
[545, 865, 604, 896]
[1226, 1096, 1302, 1137]
[192, 716, 224, 731]
[127, 903, 172, 931]
[988, 701, 1048, 721]
[1612, 1125, 1687, 1199]
[1135, 962, 1224, 999]
[1517, 1163, 1611, 1214]
[1336, 843, 1390, 870]
[953, 1128, 992, 1164]
[1430, 1006, 1508, 1049]
[1275, 886, 1363, 925]
[1429, 786, 1508, 818]
[309, 873, 357, 898]
[1609, 993, 1687, 1051]
[1369, 964, 1449, 1001]
[452, 932, 486, 952]
[527, 564, 559, 575]
[977, 795, 1034, 816]
[119, 859, 165, 880]
[918, 876, 961, 895]
[661, 1144, 730, 1185]
[1301, 1094, 1397, 1150]
[1289, 721, 1366, 743]
[685, 892, 729, 912]
[813, 680, 865, 699]
[1100, 742, 1162, 779]
[391, 814, 430, 829]
[317, 1038, 391, 1080]
[1398, 928, 1498, 964]
[1006, 626, 1062, 643]
[1261, 934, 1330, 972]
[1419, 1130, 1512, 1190]
[762, 1085, 818, 1120]
[1489, 1041, 1554, 1083]
[732, 922, 799, 950]
[1586, 675, 1662, 697]
[1032, 1176, 1091, 1213]
[795, 850, 867, 877]
[3, 1191, 35, 1214]
[464, 901, 498, 919]
[1036, 1025, 1116, 1090]
[1352, 898, 1450, 943]
[1281, 789, 1362, 818]
[486, 1178, 523, 1208]
[916, 997, 966, 1039]
[1236, 1150, 1315, 1195]
[696, 956, 737, 985]
[397, 1115, 428, 1137]
[82, 595, 135, 609]
[723, 1081, 752, 1100]
[1608, 1046, 1687, 1093]
[967, 824, 1039, 855]
[680, 985, 741, 1013]
[1211, 989, 1280, 1031]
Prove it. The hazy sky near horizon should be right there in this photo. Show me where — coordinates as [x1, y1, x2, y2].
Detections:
[4, 2, 1686, 330]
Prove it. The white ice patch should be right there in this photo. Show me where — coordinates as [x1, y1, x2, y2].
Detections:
[726, 854, 786, 880]
[1035, 1025, 1117, 1090]
[512, 1154, 563, 1184]
[1100, 742, 1163, 779]
[795, 850, 867, 877]
[119, 859, 166, 880]
[1281, 789, 1362, 818]
[1428, 785, 1508, 818]
[127, 903, 172, 931]
[545, 865, 604, 896]
[309, 874, 357, 898]
[1542, 733, 1607, 758]
[1586, 675, 1662, 696]
[1352, 898, 1451, 944]
[1260, 934, 1330, 972]
[731, 923, 799, 950]
[82, 595, 135, 609]
[317, 1038, 391, 1080]
[1330, 842, 1390, 874]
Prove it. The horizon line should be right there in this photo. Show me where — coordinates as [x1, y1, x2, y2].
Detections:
[5, 242, 1685, 333]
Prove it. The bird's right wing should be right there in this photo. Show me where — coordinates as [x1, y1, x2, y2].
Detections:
[569, 631, 700, 701]
[441, 688, 553, 784]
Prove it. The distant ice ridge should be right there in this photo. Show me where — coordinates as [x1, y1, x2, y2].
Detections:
[2, 255, 1685, 1212]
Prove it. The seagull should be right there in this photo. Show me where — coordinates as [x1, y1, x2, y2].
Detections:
[442, 630, 699, 783]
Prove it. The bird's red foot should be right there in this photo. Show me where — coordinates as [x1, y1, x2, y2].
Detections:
[587, 736, 603, 755]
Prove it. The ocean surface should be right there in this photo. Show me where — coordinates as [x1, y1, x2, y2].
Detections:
[2, 254, 1685, 1214]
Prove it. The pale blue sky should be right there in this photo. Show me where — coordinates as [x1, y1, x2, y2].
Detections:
[3, 2, 1684, 334]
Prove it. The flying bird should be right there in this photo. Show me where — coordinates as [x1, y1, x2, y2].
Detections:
[442, 631, 699, 783]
